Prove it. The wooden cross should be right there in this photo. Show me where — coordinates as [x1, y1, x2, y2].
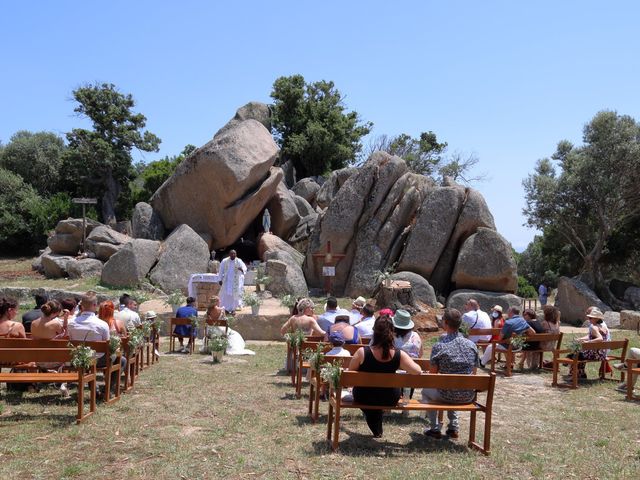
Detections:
[311, 241, 346, 295]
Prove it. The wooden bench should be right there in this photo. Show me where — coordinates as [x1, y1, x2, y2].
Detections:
[169, 317, 197, 354]
[0, 338, 122, 404]
[626, 358, 640, 401]
[308, 357, 431, 422]
[468, 328, 500, 353]
[287, 334, 323, 388]
[295, 341, 363, 398]
[552, 339, 629, 389]
[488, 333, 563, 377]
[0, 348, 97, 423]
[326, 370, 496, 455]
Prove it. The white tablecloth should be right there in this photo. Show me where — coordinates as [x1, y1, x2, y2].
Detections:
[187, 273, 220, 298]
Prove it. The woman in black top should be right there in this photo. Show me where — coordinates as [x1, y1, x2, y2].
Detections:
[349, 315, 421, 437]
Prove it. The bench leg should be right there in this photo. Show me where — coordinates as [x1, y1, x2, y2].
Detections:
[308, 381, 314, 417]
[552, 359, 559, 386]
[104, 367, 111, 403]
[572, 360, 578, 389]
[483, 409, 492, 455]
[332, 404, 340, 451]
[468, 410, 477, 445]
[90, 376, 96, 414]
[314, 384, 322, 423]
[326, 401, 334, 443]
[77, 379, 84, 423]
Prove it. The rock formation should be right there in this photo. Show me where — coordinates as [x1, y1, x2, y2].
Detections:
[132, 202, 165, 240]
[555, 277, 612, 325]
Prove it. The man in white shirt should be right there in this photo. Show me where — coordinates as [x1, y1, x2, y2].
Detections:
[461, 299, 492, 343]
[219, 250, 248, 312]
[317, 297, 349, 332]
[354, 304, 376, 338]
[68, 291, 125, 392]
[115, 296, 141, 332]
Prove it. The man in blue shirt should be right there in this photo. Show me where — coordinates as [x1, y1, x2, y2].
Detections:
[317, 297, 349, 333]
[175, 297, 198, 353]
[480, 306, 534, 367]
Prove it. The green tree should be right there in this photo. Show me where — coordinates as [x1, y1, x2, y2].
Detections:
[0, 130, 66, 195]
[270, 75, 372, 177]
[61, 83, 161, 223]
[522, 110, 640, 307]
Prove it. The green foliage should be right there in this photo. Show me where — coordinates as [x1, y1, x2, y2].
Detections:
[69, 343, 95, 370]
[517, 276, 537, 299]
[568, 338, 583, 354]
[304, 343, 326, 371]
[166, 290, 185, 306]
[386, 132, 447, 176]
[108, 335, 122, 355]
[522, 110, 640, 302]
[62, 82, 161, 223]
[320, 360, 342, 390]
[243, 292, 262, 307]
[0, 130, 66, 195]
[208, 333, 229, 352]
[134, 145, 196, 203]
[510, 335, 529, 351]
[279, 294, 298, 309]
[127, 329, 144, 355]
[270, 74, 372, 177]
[284, 329, 305, 349]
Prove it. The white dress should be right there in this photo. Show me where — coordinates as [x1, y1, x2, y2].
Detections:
[207, 325, 255, 356]
[218, 256, 247, 312]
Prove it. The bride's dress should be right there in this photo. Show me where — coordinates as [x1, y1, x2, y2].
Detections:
[206, 325, 255, 355]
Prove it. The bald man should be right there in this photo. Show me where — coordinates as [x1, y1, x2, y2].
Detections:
[461, 299, 492, 343]
[218, 250, 247, 312]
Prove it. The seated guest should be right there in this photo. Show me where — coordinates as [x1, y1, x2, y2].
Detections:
[205, 296, 225, 329]
[116, 296, 141, 331]
[490, 305, 505, 339]
[349, 315, 421, 437]
[518, 309, 546, 369]
[422, 308, 478, 439]
[392, 309, 423, 358]
[60, 298, 78, 322]
[174, 297, 198, 353]
[616, 347, 640, 393]
[326, 331, 352, 357]
[540, 305, 561, 368]
[354, 304, 376, 338]
[480, 306, 535, 367]
[462, 299, 492, 343]
[327, 314, 359, 344]
[568, 307, 610, 379]
[317, 297, 349, 332]
[0, 297, 26, 338]
[21, 293, 48, 333]
[98, 300, 127, 335]
[31, 300, 70, 339]
[68, 291, 126, 392]
[280, 298, 325, 337]
[349, 296, 366, 325]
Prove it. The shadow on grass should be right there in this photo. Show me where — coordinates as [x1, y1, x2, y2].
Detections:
[310, 429, 470, 456]
[1, 391, 76, 406]
[0, 411, 76, 426]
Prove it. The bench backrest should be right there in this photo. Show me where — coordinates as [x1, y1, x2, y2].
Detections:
[469, 328, 500, 338]
[523, 332, 563, 347]
[339, 371, 495, 391]
[0, 338, 110, 354]
[580, 338, 628, 353]
[170, 317, 195, 326]
[0, 347, 77, 364]
[300, 341, 363, 356]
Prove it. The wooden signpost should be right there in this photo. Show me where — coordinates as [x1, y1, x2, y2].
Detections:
[311, 241, 346, 295]
[72, 197, 97, 253]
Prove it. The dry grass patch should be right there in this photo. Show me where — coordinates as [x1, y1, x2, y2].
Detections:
[1, 336, 640, 479]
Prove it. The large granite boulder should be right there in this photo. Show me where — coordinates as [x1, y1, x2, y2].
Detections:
[67, 259, 103, 279]
[132, 202, 165, 240]
[151, 119, 281, 249]
[624, 287, 640, 310]
[390, 271, 437, 307]
[214, 101, 272, 138]
[257, 233, 304, 266]
[47, 218, 102, 255]
[32, 247, 52, 273]
[451, 227, 517, 293]
[315, 167, 356, 209]
[102, 239, 161, 287]
[555, 277, 612, 325]
[446, 289, 522, 314]
[620, 310, 640, 331]
[265, 251, 308, 297]
[85, 225, 131, 261]
[41, 253, 74, 278]
[266, 182, 301, 240]
[292, 178, 321, 205]
[149, 225, 209, 292]
[602, 311, 621, 328]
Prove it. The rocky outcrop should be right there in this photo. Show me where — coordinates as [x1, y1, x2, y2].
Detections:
[266, 182, 301, 240]
[149, 224, 210, 292]
[304, 152, 515, 298]
[624, 287, 640, 310]
[151, 119, 281, 249]
[555, 277, 612, 325]
[132, 202, 165, 240]
[292, 178, 321, 206]
[67, 259, 103, 279]
[265, 252, 308, 297]
[603, 311, 621, 328]
[85, 226, 130, 261]
[446, 289, 522, 314]
[214, 101, 271, 139]
[102, 239, 161, 287]
[390, 271, 437, 307]
[451, 228, 517, 293]
[47, 218, 102, 255]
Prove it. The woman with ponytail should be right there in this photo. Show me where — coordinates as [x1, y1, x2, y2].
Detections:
[0, 297, 26, 339]
[348, 313, 421, 437]
[98, 300, 126, 335]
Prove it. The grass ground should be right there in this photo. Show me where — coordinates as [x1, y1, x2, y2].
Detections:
[1, 334, 639, 479]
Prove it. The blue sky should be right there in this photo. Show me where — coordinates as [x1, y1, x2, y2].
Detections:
[2, 1, 640, 251]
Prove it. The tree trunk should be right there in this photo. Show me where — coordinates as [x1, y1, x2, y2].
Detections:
[101, 172, 121, 225]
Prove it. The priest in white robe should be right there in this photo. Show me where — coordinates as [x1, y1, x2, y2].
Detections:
[219, 250, 247, 312]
